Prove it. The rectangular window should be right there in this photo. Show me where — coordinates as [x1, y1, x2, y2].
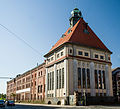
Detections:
[57, 54, 59, 58]
[95, 54, 98, 58]
[95, 70, 98, 89]
[84, 52, 89, 56]
[51, 57, 53, 61]
[50, 72, 51, 90]
[41, 85, 42, 93]
[38, 86, 40, 93]
[78, 68, 81, 88]
[100, 55, 104, 59]
[57, 70, 59, 89]
[99, 70, 102, 89]
[108, 56, 110, 61]
[48, 73, 49, 90]
[48, 59, 50, 62]
[41, 71, 42, 76]
[87, 69, 90, 88]
[102, 71, 106, 89]
[82, 68, 86, 88]
[69, 49, 72, 54]
[61, 52, 63, 56]
[62, 68, 64, 88]
[59, 69, 61, 89]
[52, 71, 54, 90]
[78, 51, 83, 55]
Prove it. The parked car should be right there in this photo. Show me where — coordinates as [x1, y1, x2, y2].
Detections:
[7, 100, 15, 106]
[0, 100, 5, 107]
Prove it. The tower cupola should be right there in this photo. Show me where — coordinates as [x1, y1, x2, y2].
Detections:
[69, 8, 82, 28]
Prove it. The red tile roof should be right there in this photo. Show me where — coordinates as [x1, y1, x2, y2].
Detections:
[48, 18, 111, 55]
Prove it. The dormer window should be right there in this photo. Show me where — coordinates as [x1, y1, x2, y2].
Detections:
[83, 29, 89, 34]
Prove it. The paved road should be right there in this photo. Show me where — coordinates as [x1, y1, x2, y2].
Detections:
[0, 104, 120, 109]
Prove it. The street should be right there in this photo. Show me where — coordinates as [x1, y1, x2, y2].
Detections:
[0, 104, 120, 109]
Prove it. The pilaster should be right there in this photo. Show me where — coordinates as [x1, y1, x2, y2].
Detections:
[45, 68, 48, 98]
[73, 59, 78, 91]
[90, 62, 95, 96]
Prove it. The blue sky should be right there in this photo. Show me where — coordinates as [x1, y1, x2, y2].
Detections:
[0, 0, 120, 94]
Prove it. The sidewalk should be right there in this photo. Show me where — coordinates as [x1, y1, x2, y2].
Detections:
[16, 102, 86, 108]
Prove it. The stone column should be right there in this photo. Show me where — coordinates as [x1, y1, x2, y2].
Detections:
[105, 64, 110, 96]
[97, 64, 100, 96]
[105, 65, 113, 96]
[64, 59, 68, 97]
[109, 66, 113, 96]
[73, 59, 78, 91]
[54, 64, 57, 97]
[45, 68, 48, 98]
[90, 62, 95, 96]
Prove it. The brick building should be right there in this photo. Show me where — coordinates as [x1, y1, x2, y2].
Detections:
[7, 63, 45, 101]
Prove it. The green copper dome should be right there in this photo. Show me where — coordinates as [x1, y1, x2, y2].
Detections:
[71, 8, 80, 14]
[69, 8, 82, 27]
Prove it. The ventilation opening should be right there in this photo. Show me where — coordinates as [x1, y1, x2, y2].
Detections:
[57, 101, 61, 105]
[48, 101, 51, 104]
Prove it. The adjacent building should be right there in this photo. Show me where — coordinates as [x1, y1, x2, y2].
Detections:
[7, 63, 46, 101]
[112, 67, 120, 101]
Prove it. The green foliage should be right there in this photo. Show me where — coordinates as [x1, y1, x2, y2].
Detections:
[0, 93, 6, 100]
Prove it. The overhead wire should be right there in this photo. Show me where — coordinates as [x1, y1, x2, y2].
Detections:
[0, 23, 41, 55]
[0, 77, 13, 79]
